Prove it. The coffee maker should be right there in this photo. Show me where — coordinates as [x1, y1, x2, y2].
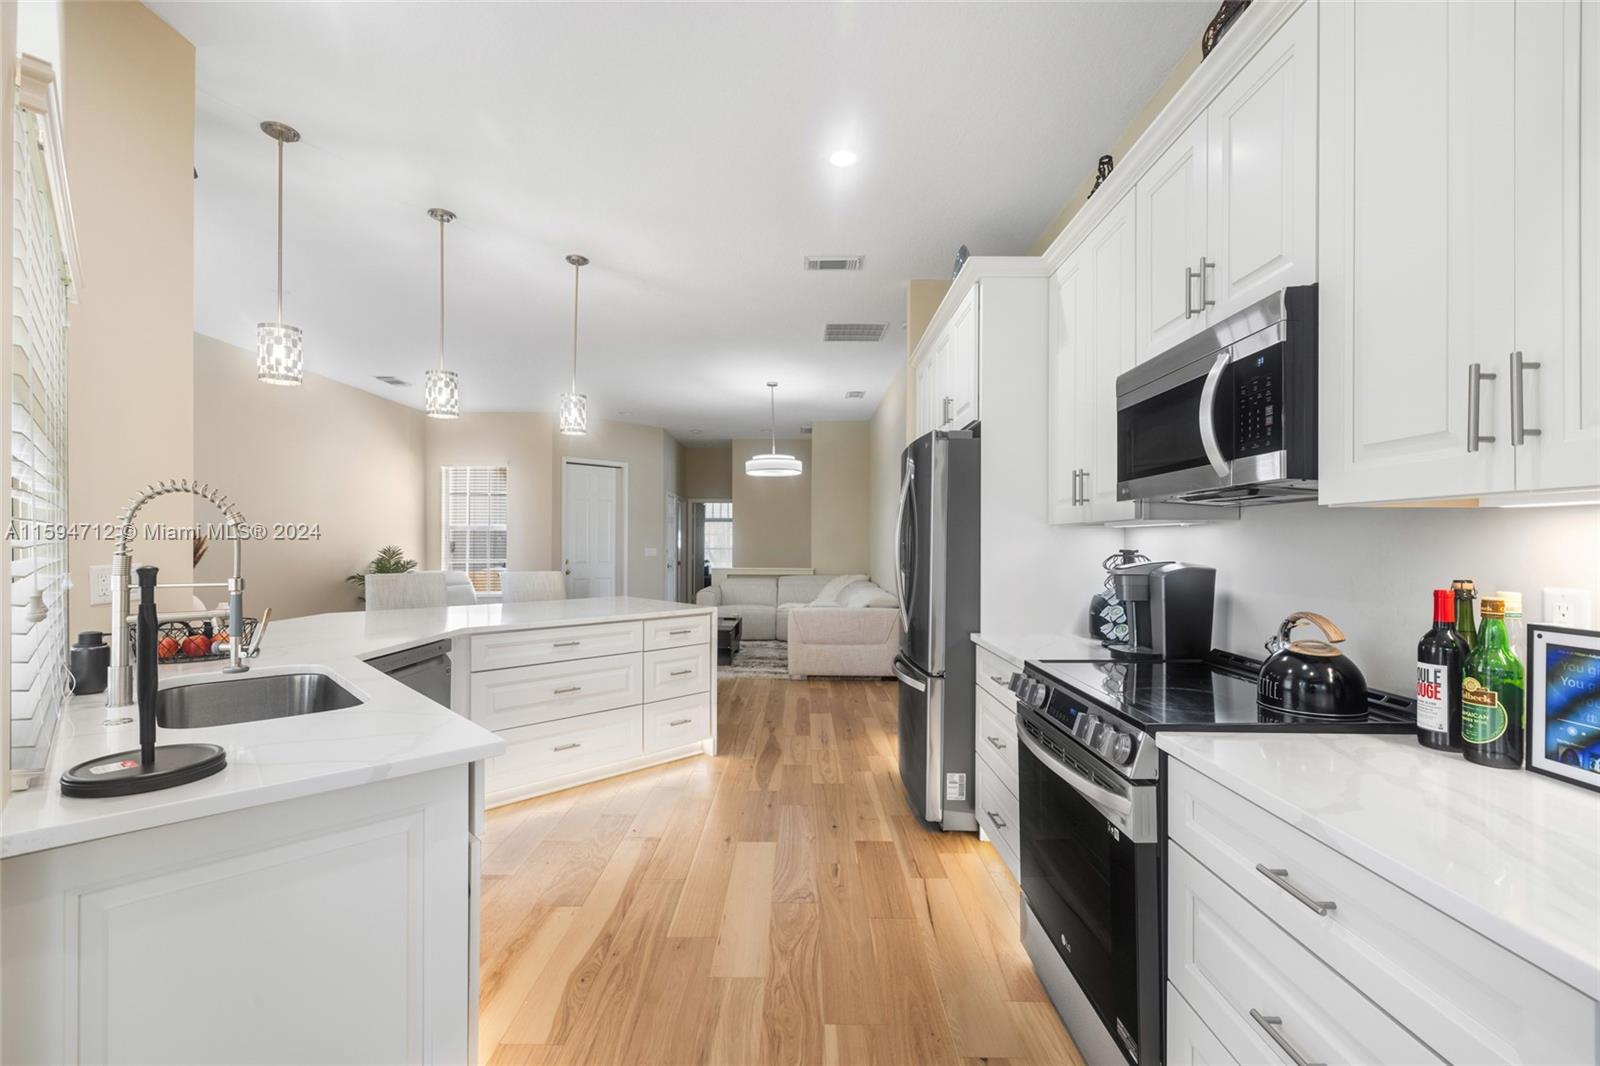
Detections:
[1107, 560, 1216, 660]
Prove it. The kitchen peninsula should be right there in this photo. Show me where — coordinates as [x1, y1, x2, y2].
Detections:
[2, 596, 715, 1065]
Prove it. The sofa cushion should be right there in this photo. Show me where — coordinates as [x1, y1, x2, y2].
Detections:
[719, 603, 776, 640]
[720, 577, 778, 607]
[809, 573, 866, 605]
[777, 574, 834, 604]
[839, 580, 898, 609]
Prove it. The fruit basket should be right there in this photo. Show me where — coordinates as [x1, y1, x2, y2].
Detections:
[128, 612, 260, 664]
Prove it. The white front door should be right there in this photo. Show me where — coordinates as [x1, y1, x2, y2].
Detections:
[664, 492, 680, 601]
[563, 461, 621, 598]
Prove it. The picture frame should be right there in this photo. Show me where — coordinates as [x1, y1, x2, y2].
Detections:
[1525, 624, 1600, 793]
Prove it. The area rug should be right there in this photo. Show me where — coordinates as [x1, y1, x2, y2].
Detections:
[718, 639, 790, 679]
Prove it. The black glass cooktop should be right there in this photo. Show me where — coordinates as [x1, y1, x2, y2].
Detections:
[1027, 650, 1416, 734]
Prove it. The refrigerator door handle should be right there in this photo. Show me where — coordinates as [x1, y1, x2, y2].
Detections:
[895, 455, 914, 632]
[891, 657, 926, 692]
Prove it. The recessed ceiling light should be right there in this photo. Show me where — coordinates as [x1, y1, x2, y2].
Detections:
[829, 149, 858, 168]
[690, 429, 703, 435]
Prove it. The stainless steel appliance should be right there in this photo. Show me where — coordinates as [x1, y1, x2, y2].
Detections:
[1105, 560, 1215, 660]
[1116, 285, 1318, 506]
[892, 428, 980, 831]
[1011, 650, 1414, 1066]
[369, 639, 453, 709]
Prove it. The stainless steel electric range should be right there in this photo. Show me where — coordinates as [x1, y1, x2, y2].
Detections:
[1008, 650, 1415, 1066]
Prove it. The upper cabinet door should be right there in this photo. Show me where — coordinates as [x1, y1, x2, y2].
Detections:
[1086, 193, 1138, 524]
[1205, 1, 1317, 322]
[948, 288, 980, 428]
[1317, 0, 1517, 504]
[914, 349, 938, 437]
[932, 332, 954, 428]
[1513, 0, 1598, 493]
[1047, 250, 1091, 524]
[1135, 115, 1209, 362]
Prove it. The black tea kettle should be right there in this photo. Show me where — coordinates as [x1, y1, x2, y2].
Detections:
[1257, 612, 1369, 719]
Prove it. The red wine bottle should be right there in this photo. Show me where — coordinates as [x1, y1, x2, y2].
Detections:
[1416, 588, 1467, 751]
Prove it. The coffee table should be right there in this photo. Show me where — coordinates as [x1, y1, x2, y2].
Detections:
[716, 616, 742, 665]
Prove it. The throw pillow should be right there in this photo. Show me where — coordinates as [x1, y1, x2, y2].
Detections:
[811, 573, 866, 606]
[839, 581, 899, 609]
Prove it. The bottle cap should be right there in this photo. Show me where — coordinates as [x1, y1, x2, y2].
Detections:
[1432, 589, 1455, 623]
[1492, 590, 1523, 616]
[1480, 597, 1506, 619]
[1452, 579, 1476, 595]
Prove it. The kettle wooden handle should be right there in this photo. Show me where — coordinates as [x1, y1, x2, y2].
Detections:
[1280, 611, 1346, 645]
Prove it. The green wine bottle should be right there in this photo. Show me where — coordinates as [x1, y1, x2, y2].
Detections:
[1452, 579, 1478, 653]
[1461, 597, 1524, 769]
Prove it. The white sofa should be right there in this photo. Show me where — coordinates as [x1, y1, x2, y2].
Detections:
[694, 574, 900, 678]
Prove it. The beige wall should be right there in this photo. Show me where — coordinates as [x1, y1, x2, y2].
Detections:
[809, 422, 871, 575]
[907, 279, 951, 360]
[683, 443, 733, 500]
[194, 335, 426, 618]
[867, 366, 908, 592]
[554, 418, 674, 600]
[731, 437, 811, 568]
[1029, 39, 1204, 254]
[423, 411, 556, 577]
[64, 0, 197, 626]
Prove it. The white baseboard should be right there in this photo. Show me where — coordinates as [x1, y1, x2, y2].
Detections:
[485, 739, 712, 809]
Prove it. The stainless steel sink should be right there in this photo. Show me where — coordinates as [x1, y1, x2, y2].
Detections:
[155, 672, 362, 728]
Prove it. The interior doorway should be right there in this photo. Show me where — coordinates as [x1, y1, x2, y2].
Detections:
[561, 459, 625, 598]
[688, 499, 732, 599]
[665, 492, 685, 602]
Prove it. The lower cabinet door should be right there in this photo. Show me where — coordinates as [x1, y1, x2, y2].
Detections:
[642, 646, 711, 702]
[486, 707, 643, 797]
[1167, 983, 1238, 1066]
[643, 693, 711, 753]
[974, 756, 1021, 881]
[1168, 842, 1443, 1066]
[470, 652, 642, 732]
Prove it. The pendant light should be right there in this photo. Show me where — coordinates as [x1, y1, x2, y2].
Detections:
[256, 120, 303, 385]
[559, 254, 590, 435]
[423, 207, 460, 418]
[745, 382, 804, 477]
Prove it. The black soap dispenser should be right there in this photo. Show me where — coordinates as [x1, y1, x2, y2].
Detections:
[70, 631, 110, 695]
[60, 565, 228, 797]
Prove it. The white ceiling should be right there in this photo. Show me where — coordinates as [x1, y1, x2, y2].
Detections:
[152, 1, 1211, 441]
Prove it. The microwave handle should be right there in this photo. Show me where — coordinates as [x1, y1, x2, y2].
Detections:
[1197, 348, 1232, 477]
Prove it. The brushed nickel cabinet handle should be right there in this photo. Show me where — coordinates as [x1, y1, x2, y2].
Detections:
[668, 628, 693, 635]
[553, 640, 582, 648]
[670, 668, 694, 677]
[1184, 266, 1199, 319]
[1467, 363, 1497, 452]
[1079, 469, 1090, 503]
[668, 718, 692, 726]
[942, 396, 954, 426]
[989, 674, 1007, 685]
[554, 685, 583, 695]
[986, 735, 1007, 751]
[553, 742, 581, 752]
[1249, 1010, 1324, 1066]
[1198, 257, 1216, 310]
[1255, 864, 1337, 916]
[985, 809, 1008, 830]
[1511, 350, 1542, 445]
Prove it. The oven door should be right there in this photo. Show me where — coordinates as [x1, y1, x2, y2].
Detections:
[1017, 714, 1160, 1066]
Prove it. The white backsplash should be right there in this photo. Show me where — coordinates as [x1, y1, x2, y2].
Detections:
[1128, 504, 1600, 692]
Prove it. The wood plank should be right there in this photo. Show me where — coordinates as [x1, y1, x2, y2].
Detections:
[869, 917, 959, 1066]
[815, 859, 884, 1025]
[616, 935, 718, 1065]
[810, 711, 842, 784]
[813, 783, 856, 867]
[772, 804, 818, 903]
[762, 902, 823, 1066]
[921, 876, 1029, 1059]
[479, 908, 576, 1061]
[706, 977, 766, 1066]
[942, 851, 1047, 1003]
[856, 840, 914, 918]
[710, 841, 778, 977]
[823, 1024, 877, 1066]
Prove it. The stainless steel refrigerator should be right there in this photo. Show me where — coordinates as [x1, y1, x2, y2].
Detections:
[891, 428, 980, 831]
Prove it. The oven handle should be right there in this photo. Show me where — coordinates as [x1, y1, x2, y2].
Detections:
[1197, 346, 1232, 477]
[1018, 724, 1133, 822]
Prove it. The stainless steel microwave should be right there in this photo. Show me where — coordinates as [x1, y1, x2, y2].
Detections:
[1116, 285, 1317, 506]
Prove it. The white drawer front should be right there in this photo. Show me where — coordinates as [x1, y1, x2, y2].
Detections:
[643, 692, 711, 754]
[974, 756, 1020, 879]
[1168, 761, 1597, 1066]
[1167, 983, 1238, 1066]
[643, 614, 711, 651]
[470, 621, 642, 672]
[1168, 842, 1443, 1066]
[642, 646, 710, 702]
[469, 652, 642, 732]
[975, 685, 1018, 784]
[486, 706, 643, 795]
[975, 645, 1018, 708]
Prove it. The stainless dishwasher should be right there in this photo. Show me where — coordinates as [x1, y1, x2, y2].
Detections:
[368, 639, 453, 709]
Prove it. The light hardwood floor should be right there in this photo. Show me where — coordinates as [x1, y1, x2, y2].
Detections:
[479, 676, 1085, 1066]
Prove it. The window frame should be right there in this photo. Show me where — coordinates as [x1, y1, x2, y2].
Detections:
[440, 465, 509, 593]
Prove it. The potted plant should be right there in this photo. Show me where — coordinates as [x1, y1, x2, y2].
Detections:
[348, 545, 418, 601]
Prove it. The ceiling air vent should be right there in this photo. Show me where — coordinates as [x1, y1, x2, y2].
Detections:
[804, 255, 864, 271]
[844, 390, 866, 400]
[824, 322, 888, 343]
[374, 375, 411, 387]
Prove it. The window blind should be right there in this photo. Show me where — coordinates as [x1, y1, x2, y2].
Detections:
[10, 105, 71, 770]
[703, 501, 733, 570]
[442, 466, 508, 592]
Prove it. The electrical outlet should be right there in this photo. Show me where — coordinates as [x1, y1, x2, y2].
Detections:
[1543, 587, 1594, 629]
[89, 564, 114, 606]
[643, 547, 657, 558]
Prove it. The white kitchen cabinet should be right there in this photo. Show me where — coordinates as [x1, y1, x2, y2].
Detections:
[3, 768, 474, 1064]
[915, 347, 939, 437]
[1135, 2, 1316, 364]
[1047, 246, 1092, 523]
[1167, 984, 1238, 1066]
[947, 287, 980, 428]
[1319, 0, 1594, 504]
[1135, 115, 1210, 362]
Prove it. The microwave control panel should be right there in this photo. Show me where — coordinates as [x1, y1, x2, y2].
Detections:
[1233, 347, 1283, 457]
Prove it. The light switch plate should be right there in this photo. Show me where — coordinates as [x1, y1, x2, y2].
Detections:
[644, 547, 657, 557]
[89, 564, 114, 606]
[1543, 588, 1594, 629]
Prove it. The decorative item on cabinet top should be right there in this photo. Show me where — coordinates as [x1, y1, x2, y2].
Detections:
[1203, 1, 1253, 57]
[950, 244, 969, 280]
[1088, 155, 1114, 199]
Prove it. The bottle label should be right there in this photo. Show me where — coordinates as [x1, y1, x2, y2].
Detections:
[1416, 662, 1449, 733]
[1461, 678, 1507, 744]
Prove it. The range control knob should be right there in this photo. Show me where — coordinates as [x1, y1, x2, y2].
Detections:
[1008, 672, 1024, 694]
[1108, 732, 1135, 766]
[1074, 714, 1099, 745]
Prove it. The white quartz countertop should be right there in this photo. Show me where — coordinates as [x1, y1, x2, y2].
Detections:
[1158, 731, 1600, 999]
[972, 631, 1112, 668]
[3, 597, 711, 859]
